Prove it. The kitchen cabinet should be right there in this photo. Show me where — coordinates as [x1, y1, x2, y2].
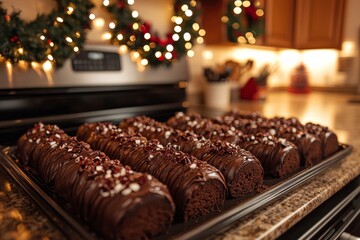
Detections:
[266, 0, 346, 49]
[201, 0, 346, 49]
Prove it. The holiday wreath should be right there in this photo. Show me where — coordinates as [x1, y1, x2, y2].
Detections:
[104, 0, 204, 68]
[0, 0, 94, 67]
[222, 0, 264, 44]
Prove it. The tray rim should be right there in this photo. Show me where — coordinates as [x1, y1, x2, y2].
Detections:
[0, 144, 353, 240]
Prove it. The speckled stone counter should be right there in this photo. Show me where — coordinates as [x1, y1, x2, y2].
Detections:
[1, 91, 360, 239]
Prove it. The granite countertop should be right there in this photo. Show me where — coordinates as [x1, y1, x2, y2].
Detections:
[1, 91, 360, 239]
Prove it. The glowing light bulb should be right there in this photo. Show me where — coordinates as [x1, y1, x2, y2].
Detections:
[155, 51, 162, 58]
[172, 34, 180, 41]
[166, 44, 174, 52]
[18, 48, 24, 54]
[40, 35, 46, 40]
[197, 36, 204, 44]
[103, 0, 110, 6]
[132, 51, 140, 59]
[175, 17, 183, 25]
[185, 10, 193, 17]
[174, 26, 182, 33]
[67, 6, 74, 15]
[132, 11, 139, 18]
[187, 50, 195, 57]
[144, 33, 151, 40]
[47, 55, 54, 61]
[256, 9, 264, 17]
[181, 4, 189, 11]
[192, 23, 200, 31]
[102, 33, 112, 40]
[199, 29, 206, 36]
[89, 13, 95, 20]
[74, 46, 79, 52]
[56, 17, 64, 22]
[234, 0, 242, 7]
[66, 37, 73, 43]
[183, 32, 191, 41]
[221, 16, 229, 23]
[243, 0, 251, 7]
[109, 22, 116, 29]
[190, 0, 196, 7]
[133, 23, 139, 30]
[165, 52, 172, 60]
[42, 60, 53, 71]
[140, 59, 148, 66]
[185, 42, 192, 49]
[117, 34, 124, 40]
[93, 18, 105, 28]
[49, 42, 54, 47]
[233, 7, 242, 14]
[119, 45, 128, 54]
[143, 45, 150, 52]
[128, 0, 135, 5]
[237, 36, 247, 44]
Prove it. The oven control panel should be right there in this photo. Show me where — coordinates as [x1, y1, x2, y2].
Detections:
[71, 50, 121, 71]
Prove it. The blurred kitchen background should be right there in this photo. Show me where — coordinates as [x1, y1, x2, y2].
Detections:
[0, 0, 359, 96]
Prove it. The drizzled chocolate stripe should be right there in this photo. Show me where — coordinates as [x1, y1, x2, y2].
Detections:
[119, 115, 264, 198]
[216, 114, 322, 167]
[77, 122, 227, 221]
[17, 123, 175, 240]
[167, 112, 301, 178]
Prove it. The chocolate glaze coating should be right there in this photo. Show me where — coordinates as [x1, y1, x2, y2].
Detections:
[77, 123, 227, 221]
[222, 110, 339, 159]
[167, 112, 301, 178]
[216, 114, 322, 167]
[304, 122, 339, 158]
[119, 116, 264, 198]
[17, 123, 175, 240]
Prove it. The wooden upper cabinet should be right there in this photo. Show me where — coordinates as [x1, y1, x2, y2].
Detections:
[264, 0, 295, 48]
[200, 0, 227, 45]
[264, 0, 346, 49]
[293, 0, 346, 49]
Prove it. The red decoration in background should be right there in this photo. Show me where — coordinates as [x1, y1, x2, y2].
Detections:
[140, 22, 150, 33]
[10, 35, 19, 43]
[244, 4, 259, 21]
[116, 1, 125, 9]
[240, 77, 259, 100]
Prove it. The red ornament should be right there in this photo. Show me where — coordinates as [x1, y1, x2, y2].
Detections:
[117, 1, 125, 9]
[158, 55, 165, 61]
[10, 35, 19, 43]
[244, 4, 259, 21]
[150, 35, 160, 44]
[140, 22, 150, 33]
[5, 15, 10, 21]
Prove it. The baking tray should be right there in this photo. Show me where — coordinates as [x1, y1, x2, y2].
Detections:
[0, 144, 353, 240]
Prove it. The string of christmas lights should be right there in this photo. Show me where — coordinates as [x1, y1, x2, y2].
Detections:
[104, 0, 205, 68]
[222, 0, 264, 44]
[0, 0, 94, 72]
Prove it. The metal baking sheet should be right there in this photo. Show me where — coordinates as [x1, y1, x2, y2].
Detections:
[0, 144, 353, 240]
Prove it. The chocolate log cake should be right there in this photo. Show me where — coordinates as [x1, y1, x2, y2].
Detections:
[222, 110, 339, 159]
[77, 122, 227, 220]
[17, 123, 175, 240]
[304, 122, 339, 158]
[167, 112, 301, 178]
[119, 115, 264, 198]
[215, 115, 322, 167]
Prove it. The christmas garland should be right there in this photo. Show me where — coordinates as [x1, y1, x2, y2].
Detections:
[223, 0, 264, 44]
[0, 0, 94, 67]
[104, 0, 204, 68]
